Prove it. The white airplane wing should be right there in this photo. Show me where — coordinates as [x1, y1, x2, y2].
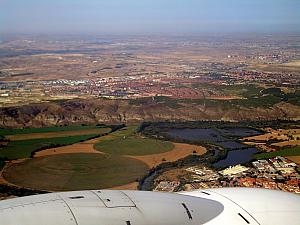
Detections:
[0, 188, 299, 225]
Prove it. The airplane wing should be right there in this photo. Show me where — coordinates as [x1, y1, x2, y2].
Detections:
[0, 188, 299, 225]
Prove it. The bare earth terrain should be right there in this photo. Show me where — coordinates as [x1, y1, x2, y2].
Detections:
[110, 182, 139, 190]
[253, 60, 300, 73]
[35, 140, 206, 168]
[287, 156, 300, 165]
[34, 143, 101, 157]
[127, 143, 206, 168]
[242, 128, 300, 152]
[272, 140, 300, 147]
[34, 134, 114, 157]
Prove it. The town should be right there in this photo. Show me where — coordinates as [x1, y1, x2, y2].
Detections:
[0, 67, 299, 107]
[154, 156, 300, 194]
[1, 35, 300, 107]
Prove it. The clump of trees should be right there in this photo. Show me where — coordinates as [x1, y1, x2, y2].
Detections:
[0, 184, 48, 197]
[0, 157, 7, 170]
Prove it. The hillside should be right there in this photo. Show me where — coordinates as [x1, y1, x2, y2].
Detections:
[0, 97, 299, 128]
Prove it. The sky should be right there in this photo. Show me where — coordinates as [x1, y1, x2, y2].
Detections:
[1, 0, 300, 35]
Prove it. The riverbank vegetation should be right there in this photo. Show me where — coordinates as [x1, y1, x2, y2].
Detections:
[255, 146, 300, 159]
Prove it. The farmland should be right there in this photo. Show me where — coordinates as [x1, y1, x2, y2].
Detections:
[0, 124, 208, 191]
[128, 143, 206, 168]
[6, 128, 110, 141]
[0, 134, 102, 159]
[2, 153, 149, 191]
[94, 126, 174, 156]
[0, 125, 109, 136]
[0, 125, 111, 159]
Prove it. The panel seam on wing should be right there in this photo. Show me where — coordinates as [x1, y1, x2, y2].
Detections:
[206, 190, 261, 225]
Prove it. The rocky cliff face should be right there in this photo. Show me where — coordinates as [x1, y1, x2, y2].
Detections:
[0, 99, 299, 128]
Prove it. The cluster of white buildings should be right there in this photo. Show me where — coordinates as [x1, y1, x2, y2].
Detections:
[252, 156, 299, 177]
[154, 181, 180, 192]
[186, 166, 220, 182]
[219, 165, 250, 176]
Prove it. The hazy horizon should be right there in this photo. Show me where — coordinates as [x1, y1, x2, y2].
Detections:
[1, 0, 300, 36]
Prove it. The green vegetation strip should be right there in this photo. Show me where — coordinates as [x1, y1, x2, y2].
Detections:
[0, 125, 107, 136]
[0, 157, 7, 170]
[255, 146, 300, 159]
[3, 153, 149, 191]
[94, 126, 174, 156]
[129, 85, 300, 109]
[0, 134, 100, 160]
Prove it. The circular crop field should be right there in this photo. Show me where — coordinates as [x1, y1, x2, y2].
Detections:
[3, 153, 149, 191]
[94, 137, 174, 156]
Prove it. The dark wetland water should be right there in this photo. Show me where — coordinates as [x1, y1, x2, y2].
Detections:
[167, 128, 261, 168]
[213, 147, 258, 168]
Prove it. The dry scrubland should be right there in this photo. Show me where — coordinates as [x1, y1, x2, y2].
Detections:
[252, 60, 300, 73]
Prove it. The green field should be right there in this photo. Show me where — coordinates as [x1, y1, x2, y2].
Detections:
[94, 126, 174, 156]
[217, 84, 262, 98]
[255, 146, 300, 159]
[2, 153, 149, 191]
[0, 125, 107, 136]
[0, 134, 100, 160]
